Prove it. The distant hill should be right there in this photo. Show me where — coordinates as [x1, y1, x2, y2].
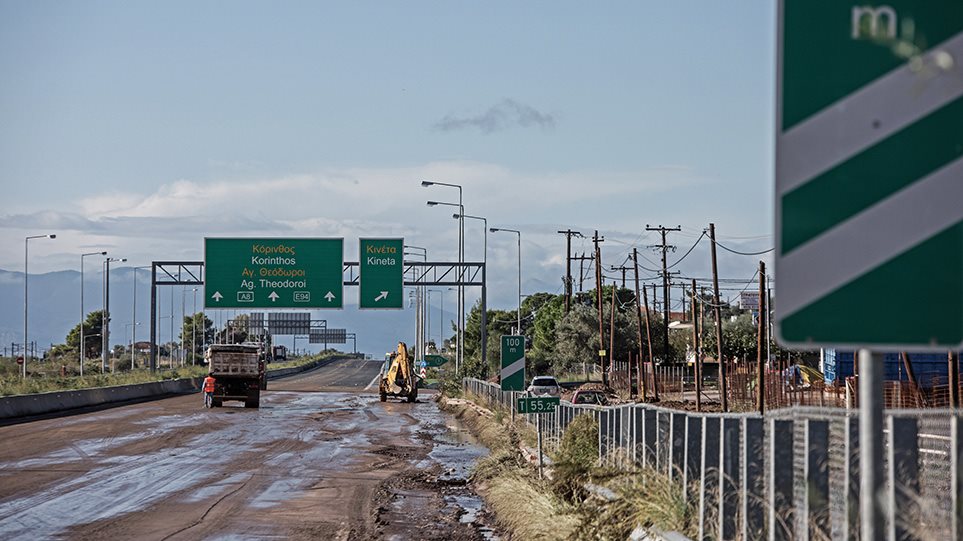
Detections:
[0, 268, 450, 358]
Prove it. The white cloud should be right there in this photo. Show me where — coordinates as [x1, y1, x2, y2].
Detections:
[0, 160, 758, 310]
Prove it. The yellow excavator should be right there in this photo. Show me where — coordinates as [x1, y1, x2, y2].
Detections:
[379, 342, 419, 403]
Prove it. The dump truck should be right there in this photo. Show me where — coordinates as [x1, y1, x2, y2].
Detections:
[379, 342, 418, 403]
[205, 343, 266, 408]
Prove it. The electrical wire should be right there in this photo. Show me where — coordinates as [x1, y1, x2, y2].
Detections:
[714, 240, 774, 256]
[666, 231, 706, 270]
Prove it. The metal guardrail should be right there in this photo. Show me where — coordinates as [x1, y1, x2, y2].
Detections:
[463, 378, 963, 540]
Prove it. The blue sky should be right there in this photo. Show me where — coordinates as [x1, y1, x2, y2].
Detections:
[0, 1, 777, 313]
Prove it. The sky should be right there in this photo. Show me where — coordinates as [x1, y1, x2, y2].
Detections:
[0, 1, 777, 325]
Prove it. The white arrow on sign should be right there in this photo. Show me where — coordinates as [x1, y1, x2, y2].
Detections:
[324, 291, 335, 302]
[375, 291, 389, 302]
[212, 292, 223, 302]
[268, 291, 279, 302]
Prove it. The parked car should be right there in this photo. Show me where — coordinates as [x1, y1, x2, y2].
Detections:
[527, 376, 561, 396]
[571, 389, 608, 406]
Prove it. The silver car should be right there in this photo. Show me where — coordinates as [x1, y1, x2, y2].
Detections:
[527, 376, 561, 396]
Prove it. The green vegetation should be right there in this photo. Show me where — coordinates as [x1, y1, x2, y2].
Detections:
[445, 391, 698, 539]
[0, 351, 342, 397]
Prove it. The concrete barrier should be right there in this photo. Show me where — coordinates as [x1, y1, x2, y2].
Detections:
[0, 377, 204, 420]
[0, 354, 357, 420]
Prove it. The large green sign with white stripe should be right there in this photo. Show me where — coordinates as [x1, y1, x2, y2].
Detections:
[500, 335, 526, 391]
[776, 1, 963, 349]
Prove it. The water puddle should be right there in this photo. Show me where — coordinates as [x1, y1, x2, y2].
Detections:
[422, 410, 500, 540]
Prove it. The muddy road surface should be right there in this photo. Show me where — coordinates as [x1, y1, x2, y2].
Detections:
[0, 357, 497, 540]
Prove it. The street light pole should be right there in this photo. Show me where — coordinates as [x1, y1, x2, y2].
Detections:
[491, 227, 522, 333]
[455, 212, 488, 370]
[423, 179, 464, 373]
[103, 257, 126, 372]
[191, 287, 198, 365]
[24, 234, 56, 379]
[81, 250, 106, 377]
[405, 245, 427, 363]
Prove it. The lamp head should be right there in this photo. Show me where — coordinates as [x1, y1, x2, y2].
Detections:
[489, 228, 499, 233]
[48, 234, 56, 239]
[100, 251, 107, 255]
[452, 214, 461, 219]
[426, 201, 439, 207]
[421, 180, 434, 187]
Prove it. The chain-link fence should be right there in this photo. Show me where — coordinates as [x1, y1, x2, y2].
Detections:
[464, 378, 963, 540]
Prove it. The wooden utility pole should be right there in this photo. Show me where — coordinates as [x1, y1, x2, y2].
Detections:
[593, 231, 606, 385]
[756, 261, 766, 415]
[610, 264, 630, 288]
[646, 225, 681, 364]
[634, 249, 647, 400]
[642, 284, 659, 400]
[558, 230, 583, 314]
[691, 279, 701, 412]
[709, 223, 727, 412]
[609, 286, 616, 383]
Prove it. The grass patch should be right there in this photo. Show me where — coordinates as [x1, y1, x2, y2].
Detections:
[0, 351, 342, 397]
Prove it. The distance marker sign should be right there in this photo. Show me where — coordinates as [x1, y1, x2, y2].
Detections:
[205, 238, 344, 309]
[500, 335, 525, 391]
[775, 1, 963, 349]
[359, 238, 404, 309]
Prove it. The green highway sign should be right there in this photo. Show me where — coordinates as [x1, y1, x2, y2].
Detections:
[359, 238, 404, 309]
[517, 396, 559, 414]
[776, 1, 963, 349]
[424, 354, 449, 368]
[204, 238, 344, 309]
[500, 335, 525, 391]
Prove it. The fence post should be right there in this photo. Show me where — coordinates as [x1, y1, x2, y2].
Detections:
[699, 416, 721, 541]
[952, 415, 963, 541]
[671, 411, 687, 483]
[887, 416, 921, 541]
[742, 416, 765, 541]
[685, 413, 704, 503]
[769, 419, 794, 541]
[846, 414, 860, 541]
[622, 405, 633, 469]
[598, 408, 610, 465]
[719, 416, 742, 540]
[805, 419, 830, 540]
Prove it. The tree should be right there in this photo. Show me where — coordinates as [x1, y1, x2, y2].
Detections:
[65, 310, 107, 359]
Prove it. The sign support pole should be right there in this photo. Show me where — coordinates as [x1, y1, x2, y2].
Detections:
[537, 413, 543, 479]
[859, 349, 884, 541]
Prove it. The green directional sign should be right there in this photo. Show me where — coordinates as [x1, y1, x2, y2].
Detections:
[517, 396, 559, 414]
[776, 1, 963, 349]
[500, 335, 525, 391]
[204, 238, 343, 309]
[424, 354, 449, 368]
[359, 238, 404, 309]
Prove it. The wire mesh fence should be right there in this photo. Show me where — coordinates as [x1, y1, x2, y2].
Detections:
[463, 377, 963, 540]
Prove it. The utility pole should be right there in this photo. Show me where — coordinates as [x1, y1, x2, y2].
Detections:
[646, 225, 681, 364]
[709, 223, 727, 412]
[691, 279, 702, 412]
[574, 252, 593, 294]
[557, 230, 583, 314]
[756, 261, 766, 415]
[609, 285, 616, 384]
[593, 231, 606, 385]
[610, 264, 630, 288]
[633, 249, 646, 400]
[642, 281, 658, 400]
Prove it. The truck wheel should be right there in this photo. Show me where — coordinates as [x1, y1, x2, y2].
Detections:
[379, 391, 387, 402]
[245, 400, 259, 408]
[406, 389, 417, 403]
[211, 399, 222, 408]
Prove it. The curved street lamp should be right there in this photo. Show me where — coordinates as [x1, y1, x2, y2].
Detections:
[490, 227, 522, 333]
[24, 234, 56, 379]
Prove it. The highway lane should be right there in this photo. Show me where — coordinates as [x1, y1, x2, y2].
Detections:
[0, 357, 492, 540]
